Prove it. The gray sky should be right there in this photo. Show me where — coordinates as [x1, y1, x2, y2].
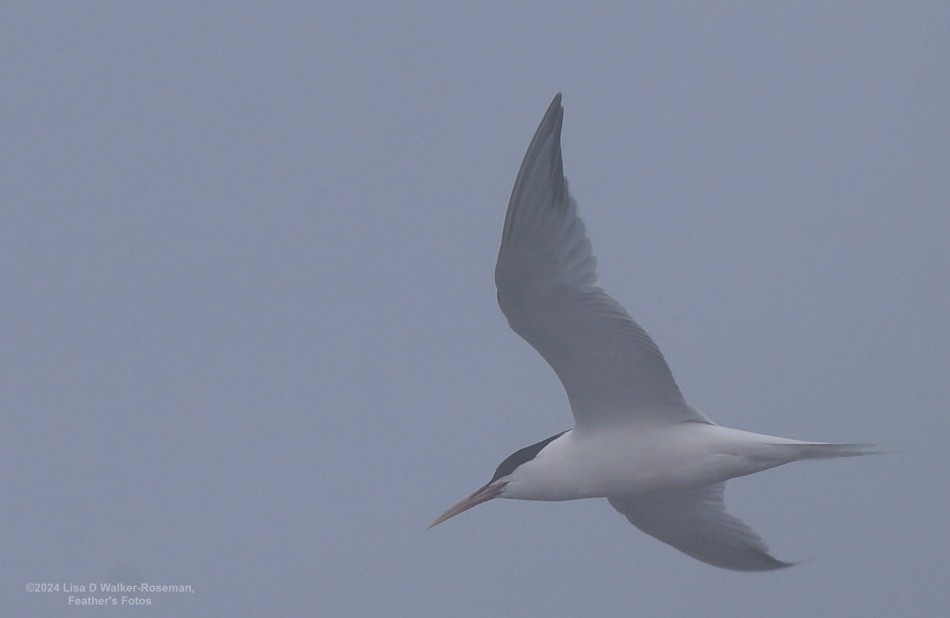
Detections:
[3, 2, 948, 616]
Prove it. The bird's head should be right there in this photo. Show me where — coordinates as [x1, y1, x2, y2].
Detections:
[429, 431, 566, 528]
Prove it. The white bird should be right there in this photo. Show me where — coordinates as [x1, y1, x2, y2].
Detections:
[430, 94, 875, 571]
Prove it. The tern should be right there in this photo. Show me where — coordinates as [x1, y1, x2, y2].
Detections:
[430, 94, 874, 571]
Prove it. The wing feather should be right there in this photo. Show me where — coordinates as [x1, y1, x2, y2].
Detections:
[608, 483, 793, 571]
[495, 94, 705, 428]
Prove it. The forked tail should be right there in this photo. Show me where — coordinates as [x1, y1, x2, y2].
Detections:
[792, 442, 879, 460]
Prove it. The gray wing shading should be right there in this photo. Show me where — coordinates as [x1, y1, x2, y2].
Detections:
[608, 483, 794, 571]
[494, 94, 707, 429]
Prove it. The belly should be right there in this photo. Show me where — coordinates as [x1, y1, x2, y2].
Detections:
[504, 423, 775, 501]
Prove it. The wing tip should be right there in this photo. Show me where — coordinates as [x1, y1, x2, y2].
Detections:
[540, 93, 564, 135]
[750, 554, 798, 572]
[533, 94, 563, 148]
[500, 94, 567, 242]
[683, 544, 797, 572]
[688, 549, 797, 572]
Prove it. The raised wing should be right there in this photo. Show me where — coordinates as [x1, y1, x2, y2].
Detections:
[495, 94, 706, 429]
[608, 483, 793, 571]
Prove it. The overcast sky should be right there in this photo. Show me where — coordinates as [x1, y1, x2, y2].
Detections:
[3, 2, 948, 616]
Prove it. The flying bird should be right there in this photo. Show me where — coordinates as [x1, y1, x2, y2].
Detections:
[430, 94, 874, 571]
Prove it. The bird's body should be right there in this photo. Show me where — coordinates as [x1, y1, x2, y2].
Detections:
[431, 94, 874, 571]
[502, 423, 862, 502]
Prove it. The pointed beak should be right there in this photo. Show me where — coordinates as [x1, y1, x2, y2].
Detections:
[429, 481, 508, 529]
